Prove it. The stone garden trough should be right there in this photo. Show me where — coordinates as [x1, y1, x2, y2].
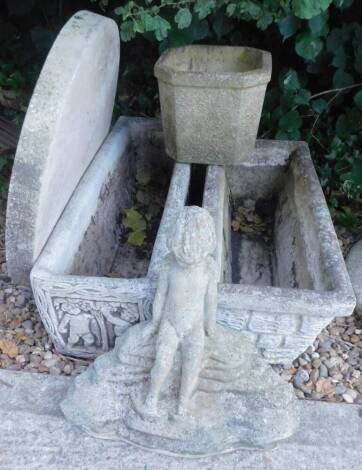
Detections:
[6, 11, 355, 366]
[29, 117, 355, 363]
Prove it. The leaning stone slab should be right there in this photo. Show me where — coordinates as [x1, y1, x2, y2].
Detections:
[346, 239, 362, 316]
[6, 10, 120, 285]
[0, 369, 361, 469]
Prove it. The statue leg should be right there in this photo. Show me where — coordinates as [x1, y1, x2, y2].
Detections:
[144, 321, 179, 413]
[68, 330, 80, 347]
[178, 327, 205, 415]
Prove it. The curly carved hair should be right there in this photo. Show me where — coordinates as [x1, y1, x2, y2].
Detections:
[167, 206, 216, 265]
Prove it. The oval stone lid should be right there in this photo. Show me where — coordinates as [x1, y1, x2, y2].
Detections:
[5, 10, 120, 285]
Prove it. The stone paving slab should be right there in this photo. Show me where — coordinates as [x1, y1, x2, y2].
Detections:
[0, 370, 361, 470]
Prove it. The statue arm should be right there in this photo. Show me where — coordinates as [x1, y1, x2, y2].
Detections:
[58, 314, 70, 333]
[205, 258, 218, 337]
[152, 258, 170, 328]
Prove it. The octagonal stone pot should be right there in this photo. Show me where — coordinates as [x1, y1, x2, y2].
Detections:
[154, 45, 272, 165]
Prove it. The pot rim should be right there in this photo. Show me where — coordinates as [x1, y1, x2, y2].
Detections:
[154, 45, 272, 89]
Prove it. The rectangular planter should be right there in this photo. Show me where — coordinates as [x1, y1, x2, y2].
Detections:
[31, 118, 355, 363]
[212, 140, 355, 363]
[31, 117, 224, 359]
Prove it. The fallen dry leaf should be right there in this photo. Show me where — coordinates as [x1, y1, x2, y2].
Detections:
[315, 378, 335, 396]
[0, 339, 18, 358]
[10, 319, 21, 329]
[15, 333, 27, 342]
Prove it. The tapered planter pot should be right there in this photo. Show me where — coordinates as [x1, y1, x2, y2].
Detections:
[154, 45, 272, 165]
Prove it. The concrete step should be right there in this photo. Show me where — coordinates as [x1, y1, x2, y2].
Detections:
[0, 369, 360, 470]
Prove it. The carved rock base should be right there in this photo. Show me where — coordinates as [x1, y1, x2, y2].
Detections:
[61, 322, 299, 457]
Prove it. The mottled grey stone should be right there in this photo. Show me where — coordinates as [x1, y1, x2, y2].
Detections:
[29, 119, 355, 364]
[0, 370, 361, 469]
[6, 10, 120, 285]
[155, 45, 271, 165]
[61, 207, 298, 456]
[346, 239, 362, 316]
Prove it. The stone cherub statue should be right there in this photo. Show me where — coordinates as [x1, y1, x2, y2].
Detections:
[143, 206, 218, 417]
[61, 206, 299, 456]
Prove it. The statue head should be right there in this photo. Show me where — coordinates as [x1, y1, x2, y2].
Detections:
[167, 206, 216, 266]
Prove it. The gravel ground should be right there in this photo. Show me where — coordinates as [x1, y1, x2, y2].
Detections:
[0, 203, 361, 403]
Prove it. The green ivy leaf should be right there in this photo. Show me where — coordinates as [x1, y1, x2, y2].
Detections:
[333, 0, 354, 8]
[333, 69, 354, 88]
[226, 3, 237, 16]
[336, 206, 358, 227]
[331, 46, 347, 69]
[140, 12, 156, 32]
[354, 90, 362, 110]
[312, 98, 328, 113]
[0, 158, 8, 172]
[212, 11, 234, 39]
[295, 33, 323, 60]
[184, 17, 210, 42]
[278, 15, 300, 41]
[279, 110, 302, 131]
[194, 0, 216, 20]
[292, 0, 333, 20]
[175, 8, 192, 29]
[294, 89, 311, 105]
[120, 21, 136, 42]
[336, 109, 362, 137]
[347, 159, 362, 189]
[275, 127, 301, 140]
[153, 16, 171, 41]
[128, 230, 146, 246]
[257, 12, 273, 31]
[308, 12, 329, 36]
[133, 19, 145, 34]
[123, 208, 147, 232]
[282, 69, 301, 91]
[136, 172, 151, 186]
[354, 45, 362, 75]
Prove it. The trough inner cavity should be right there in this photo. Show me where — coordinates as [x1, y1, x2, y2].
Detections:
[227, 155, 333, 292]
[70, 131, 173, 279]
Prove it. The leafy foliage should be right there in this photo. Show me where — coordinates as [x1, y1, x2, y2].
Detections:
[95, 0, 362, 226]
[122, 207, 147, 246]
[1, 0, 362, 227]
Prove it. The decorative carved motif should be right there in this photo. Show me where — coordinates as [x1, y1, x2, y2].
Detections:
[31, 273, 153, 356]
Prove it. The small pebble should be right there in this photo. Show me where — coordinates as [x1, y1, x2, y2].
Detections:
[342, 393, 354, 404]
[319, 364, 328, 378]
[335, 384, 347, 395]
[43, 351, 53, 360]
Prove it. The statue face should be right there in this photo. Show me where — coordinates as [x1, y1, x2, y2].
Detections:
[168, 206, 216, 265]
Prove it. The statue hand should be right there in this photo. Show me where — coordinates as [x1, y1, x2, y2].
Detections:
[206, 325, 215, 338]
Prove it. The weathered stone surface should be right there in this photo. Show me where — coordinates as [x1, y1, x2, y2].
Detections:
[216, 141, 355, 362]
[29, 121, 355, 363]
[30, 118, 179, 358]
[6, 10, 120, 285]
[61, 207, 298, 455]
[346, 239, 362, 316]
[0, 370, 361, 469]
[155, 45, 271, 165]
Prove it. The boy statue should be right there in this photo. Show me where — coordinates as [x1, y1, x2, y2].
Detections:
[144, 206, 218, 416]
[61, 206, 299, 456]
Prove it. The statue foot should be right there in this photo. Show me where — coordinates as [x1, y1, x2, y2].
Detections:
[175, 400, 190, 418]
[132, 393, 160, 420]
